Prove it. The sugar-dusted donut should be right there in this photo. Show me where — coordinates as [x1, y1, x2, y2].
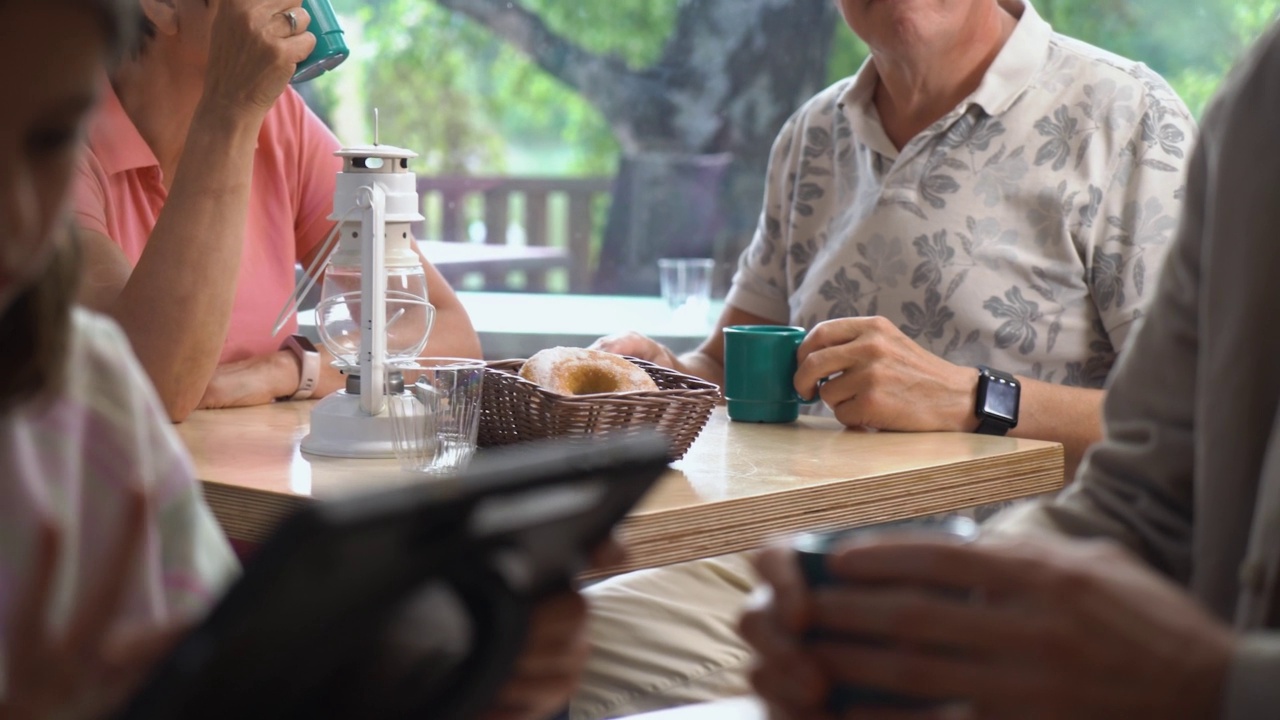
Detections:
[519, 347, 659, 395]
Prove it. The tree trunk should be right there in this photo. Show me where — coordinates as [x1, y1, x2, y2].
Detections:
[434, 0, 839, 292]
[593, 152, 732, 294]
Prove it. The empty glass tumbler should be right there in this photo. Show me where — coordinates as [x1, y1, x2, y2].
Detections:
[387, 358, 485, 474]
[658, 258, 714, 328]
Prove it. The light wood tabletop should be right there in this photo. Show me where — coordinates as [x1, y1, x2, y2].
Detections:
[178, 404, 1064, 576]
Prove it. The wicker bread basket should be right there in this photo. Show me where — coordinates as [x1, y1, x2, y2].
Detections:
[478, 358, 720, 461]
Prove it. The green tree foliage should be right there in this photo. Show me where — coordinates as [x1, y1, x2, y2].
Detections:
[480, 2, 678, 173]
[1037, 0, 1278, 115]
[317, 0, 676, 174]
[826, 25, 870, 84]
[316, 0, 506, 172]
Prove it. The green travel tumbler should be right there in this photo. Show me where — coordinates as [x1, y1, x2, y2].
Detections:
[292, 0, 349, 83]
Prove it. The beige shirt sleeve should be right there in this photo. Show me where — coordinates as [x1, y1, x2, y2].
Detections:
[1080, 87, 1195, 352]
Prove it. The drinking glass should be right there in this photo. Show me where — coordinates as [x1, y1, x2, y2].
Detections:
[387, 358, 485, 474]
[658, 258, 714, 327]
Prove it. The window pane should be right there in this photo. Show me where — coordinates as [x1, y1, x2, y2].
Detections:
[299, 0, 1278, 297]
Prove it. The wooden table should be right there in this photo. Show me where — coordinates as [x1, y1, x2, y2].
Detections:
[180, 404, 1064, 576]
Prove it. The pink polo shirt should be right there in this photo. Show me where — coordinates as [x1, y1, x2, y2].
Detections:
[73, 84, 341, 363]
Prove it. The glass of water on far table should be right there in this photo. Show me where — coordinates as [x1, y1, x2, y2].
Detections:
[658, 258, 715, 330]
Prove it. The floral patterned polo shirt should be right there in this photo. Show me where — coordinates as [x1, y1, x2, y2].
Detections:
[726, 0, 1195, 389]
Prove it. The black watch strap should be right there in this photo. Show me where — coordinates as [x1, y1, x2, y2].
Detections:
[975, 416, 1013, 436]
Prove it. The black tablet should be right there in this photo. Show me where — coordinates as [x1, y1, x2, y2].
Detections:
[116, 431, 669, 720]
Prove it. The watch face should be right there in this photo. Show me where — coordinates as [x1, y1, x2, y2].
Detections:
[981, 373, 1019, 423]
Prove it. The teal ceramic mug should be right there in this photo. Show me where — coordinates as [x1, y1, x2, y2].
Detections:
[293, 0, 350, 84]
[723, 325, 820, 423]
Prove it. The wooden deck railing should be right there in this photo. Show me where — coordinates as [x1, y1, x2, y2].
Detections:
[415, 176, 613, 293]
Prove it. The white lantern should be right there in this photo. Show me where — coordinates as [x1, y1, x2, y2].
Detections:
[276, 140, 435, 458]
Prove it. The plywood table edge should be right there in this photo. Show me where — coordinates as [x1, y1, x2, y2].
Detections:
[588, 443, 1065, 577]
[198, 441, 1065, 578]
[200, 480, 307, 544]
[630, 442, 1063, 521]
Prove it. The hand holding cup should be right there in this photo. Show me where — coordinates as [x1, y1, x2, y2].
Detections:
[202, 0, 316, 119]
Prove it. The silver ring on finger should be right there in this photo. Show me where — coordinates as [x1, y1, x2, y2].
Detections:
[281, 9, 299, 36]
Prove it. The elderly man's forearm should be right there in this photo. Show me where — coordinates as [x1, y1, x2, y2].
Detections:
[675, 350, 726, 388]
[1010, 379, 1105, 481]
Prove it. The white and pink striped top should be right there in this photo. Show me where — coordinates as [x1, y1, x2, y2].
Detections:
[0, 309, 238, 697]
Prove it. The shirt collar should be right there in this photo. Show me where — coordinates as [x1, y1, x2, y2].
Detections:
[970, 0, 1052, 116]
[837, 58, 898, 158]
[89, 79, 160, 176]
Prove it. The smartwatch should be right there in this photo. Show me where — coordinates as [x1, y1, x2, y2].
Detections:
[280, 334, 320, 401]
[974, 365, 1019, 436]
